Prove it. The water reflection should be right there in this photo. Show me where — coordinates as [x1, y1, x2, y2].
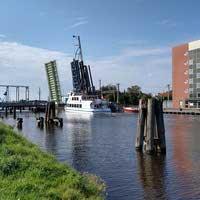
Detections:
[1, 113, 200, 199]
[167, 115, 200, 199]
[170, 118, 192, 173]
[136, 152, 167, 200]
[65, 113, 93, 171]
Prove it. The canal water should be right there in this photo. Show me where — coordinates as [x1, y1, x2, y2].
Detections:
[1, 112, 200, 200]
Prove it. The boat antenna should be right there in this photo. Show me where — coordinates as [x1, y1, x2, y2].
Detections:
[73, 35, 83, 62]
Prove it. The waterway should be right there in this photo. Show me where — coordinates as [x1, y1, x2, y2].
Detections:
[1, 112, 200, 200]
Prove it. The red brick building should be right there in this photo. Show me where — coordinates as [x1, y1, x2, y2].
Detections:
[172, 40, 200, 109]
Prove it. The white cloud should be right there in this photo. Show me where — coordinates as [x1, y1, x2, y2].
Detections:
[0, 42, 72, 100]
[88, 47, 171, 93]
[157, 19, 177, 27]
[0, 41, 171, 100]
[76, 16, 88, 21]
[69, 20, 88, 28]
[68, 16, 88, 29]
[0, 34, 6, 38]
[120, 47, 169, 57]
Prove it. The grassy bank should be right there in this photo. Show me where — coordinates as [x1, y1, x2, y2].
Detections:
[0, 122, 105, 200]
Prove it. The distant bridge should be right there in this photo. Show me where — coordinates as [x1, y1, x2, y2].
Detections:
[0, 84, 30, 102]
[0, 100, 48, 114]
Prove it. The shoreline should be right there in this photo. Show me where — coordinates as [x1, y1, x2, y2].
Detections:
[0, 122, 105, 200]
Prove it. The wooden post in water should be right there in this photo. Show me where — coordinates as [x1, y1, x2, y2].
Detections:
[13, 107, 16, 119]
[155, 99, 166, 153]
[5, 107, 8, 117]
[135, 97, 166, 154]
[135, 99, 147, 151]
[45, 101, 56, 123]
[146, 98, 155, 154]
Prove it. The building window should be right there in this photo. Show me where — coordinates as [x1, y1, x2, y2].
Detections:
[197, 63, 200, 69]
[189, 88, 193, 93]
[189, 69, 193, 74]
[184, 70, 188, 75]
[197, 73, 200, 78]
[184, 88, 189, 93]
[197, 83, 200, 88]
[189, 79, 193, 84]
[184, 51, 188, 56]
[189, 59, 193, 65]
[184, 79, 188, 84]
[184, 61, 188, 66]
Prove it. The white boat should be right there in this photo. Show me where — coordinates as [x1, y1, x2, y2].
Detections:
[64, 93, 111, 113]
[65, 36, 111, 113]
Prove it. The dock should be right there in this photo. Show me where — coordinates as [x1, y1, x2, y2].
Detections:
[0, 100, 47, 113]
[163, 108, 200, 115]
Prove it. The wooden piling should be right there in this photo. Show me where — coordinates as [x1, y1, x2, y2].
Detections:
[135, 98, 166, 155]
[135, 99, 147, 151]
[13, 107, 16, 119]
[155, 99, 166, 153]
[146, 98, 155, 154]
[45, 102, 56, 123]
[5, 107, 8, 117]
[37, 117, 44, 128]
[17, 118, 23, 129]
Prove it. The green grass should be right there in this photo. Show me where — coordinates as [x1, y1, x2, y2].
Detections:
[0, 122, 105, 200]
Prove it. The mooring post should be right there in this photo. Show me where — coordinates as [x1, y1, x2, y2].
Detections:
[50, 101, 56, 119]
[146, 98, 155, 154]
[45, 102, 50, 123]
[155, 99, 166, 153]
[45, 101, 56, 124]
[17, 118, 23, 129]
[37, 117, 44, 128]
[13, 107, 16, 119]
[5, 107, 8, 117]
[135, 99, 147, 151]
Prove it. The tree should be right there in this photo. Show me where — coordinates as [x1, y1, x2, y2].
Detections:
[100, 84, 117, 101]
[101, 84, 117, 91]
[127, 85, 141, 95]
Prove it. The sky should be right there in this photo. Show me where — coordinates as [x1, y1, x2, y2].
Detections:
[0, 0, 200, 100]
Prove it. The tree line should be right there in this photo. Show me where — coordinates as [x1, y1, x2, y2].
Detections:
[96, 84, 152, 106]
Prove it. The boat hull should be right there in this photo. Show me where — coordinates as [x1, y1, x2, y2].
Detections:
[123, 107, 139, 113]
[64, 107, 111, 113]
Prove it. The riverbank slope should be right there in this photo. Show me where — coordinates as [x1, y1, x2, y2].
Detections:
[0, 122, 105, 200]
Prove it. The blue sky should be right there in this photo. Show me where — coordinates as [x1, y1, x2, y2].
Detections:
[0, 0, 200, 100]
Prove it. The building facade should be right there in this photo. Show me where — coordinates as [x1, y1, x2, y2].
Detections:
[172, 40, 200, 109]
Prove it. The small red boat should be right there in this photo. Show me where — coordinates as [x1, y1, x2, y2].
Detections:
[123, 107, 139, 113]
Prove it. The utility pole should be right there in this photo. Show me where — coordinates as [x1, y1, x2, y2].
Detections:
[99, 79, 102, 97]
[116, 83, 120, 111]
[39, 87, 41, 101]
[167, 84, 170, 108]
